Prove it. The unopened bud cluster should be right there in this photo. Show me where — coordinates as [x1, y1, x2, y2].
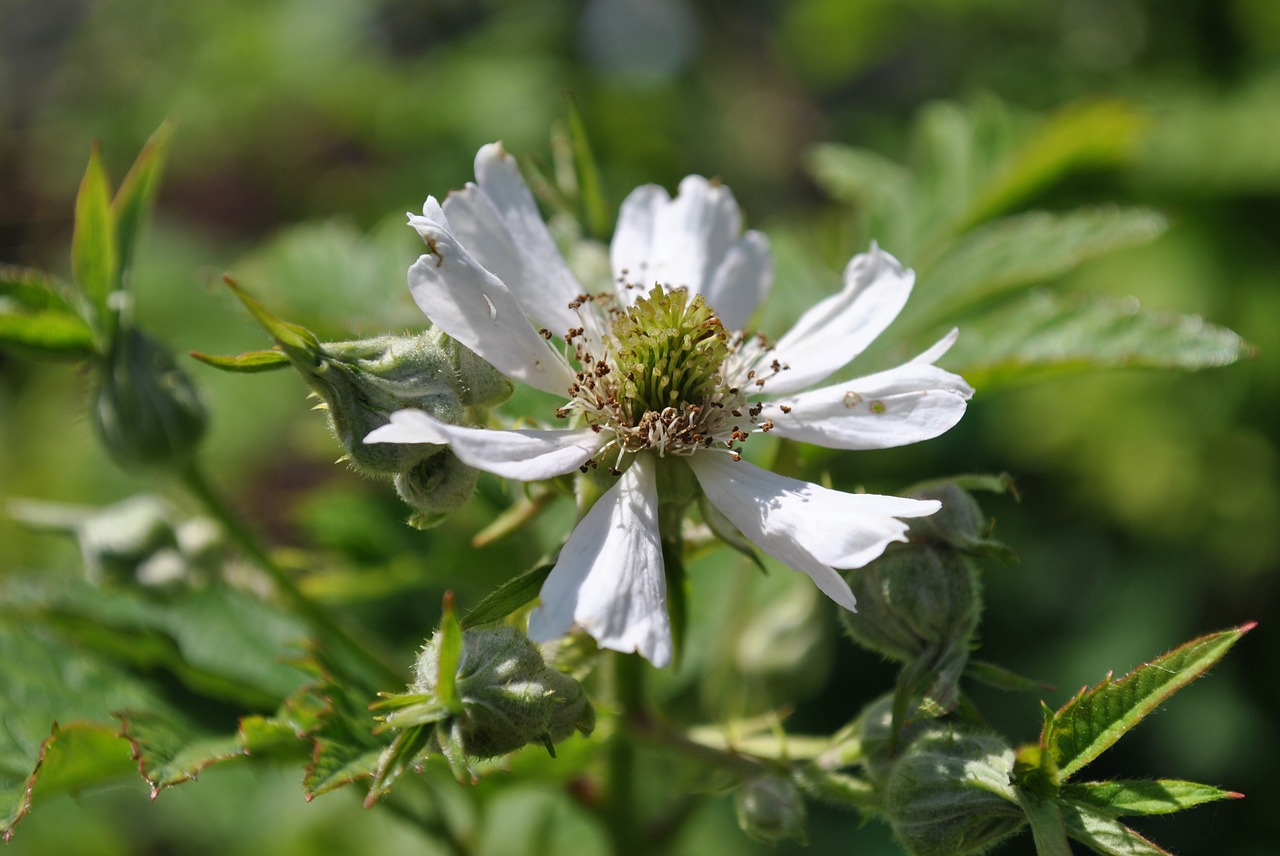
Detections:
[735, 774, 808, 844]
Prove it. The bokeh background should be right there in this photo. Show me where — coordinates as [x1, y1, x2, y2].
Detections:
[1, 0, 1277, 853]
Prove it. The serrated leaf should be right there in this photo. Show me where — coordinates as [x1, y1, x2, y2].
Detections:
[1060, 801, 1172, 856]
[0, 622, 177, 838]
[112, 121, 173, 285]
[71, 143, 118, 331]
[1061, 780, 1241, 817]
[944, 292, 1249, 391]
[912, 207, 1167, 326]
[0, 309, 96, 358]
[1041, 624, 1252, 780]
[960, 99, 1150, 228]
[189, 348, 291, 373]
[2, 723, 135, 840]
[117, 710, 244, 792]
[462, 562, 553, 629]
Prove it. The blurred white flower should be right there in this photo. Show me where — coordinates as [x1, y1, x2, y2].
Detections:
[367, 143, 973, 667]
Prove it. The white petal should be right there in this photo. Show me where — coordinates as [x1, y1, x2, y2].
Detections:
[364, 410, 603, 480]
[406, 215, 574, 396]
[765, 244, 915, 394]
[528, 457, 672, 666]
[440, 144, 581, 334]
[763, 333, 974, 450]
[689, 455, 940, 611]
[610, 176, 747, 303]
[701, 230, 772, 330]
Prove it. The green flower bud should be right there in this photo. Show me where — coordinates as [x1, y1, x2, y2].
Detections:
[735, 774, 808, 844]
[408, 625, 595, 760]
[92, 327, 207, 470]
[907, 483, 1016, 561]
[885, 729, 1025, 856]
[305, 331, 498, 475]
[840, 543, 980, 664]
[846, 694, 932, 785]
[393, 449, 480, 529]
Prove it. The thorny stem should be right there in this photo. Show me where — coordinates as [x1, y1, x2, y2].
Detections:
[178, 460, 402, 690]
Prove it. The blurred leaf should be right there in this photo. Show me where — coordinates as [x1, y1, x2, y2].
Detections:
[564, 96, 611, 239]
[1041, 624, 1252, 780]
[0, 622, 175, 837]
[960, 100, 1150, 229]
[71, 143, 118, 332]
[944, 292, 1250, 390]
[0, 265, 75, 312]
[1060, 801, 1172, 856]
[189, 348, 291, 373]
[0, 309, 97, 359]
[116, 710, 244, 793]
[806, 144, 914, 209]
[462, 562, 553, 629]
[911, 207, 1167, 326]
[112, 121, 174, 285]
[1, 723, 135, 841]
[1061, 780, 1241, 817]
[965, 660, 1052, 694]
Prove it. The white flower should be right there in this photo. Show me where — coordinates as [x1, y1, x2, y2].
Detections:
[366, 143, 973, 667]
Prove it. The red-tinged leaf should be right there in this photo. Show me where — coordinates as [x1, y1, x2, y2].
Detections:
[2, 723, 135, 840]
[71, 143, 118, 331]
[1042, 623, 1253, 780]
[116, 710, 244, 794]
[1061, 779, 1243, 817]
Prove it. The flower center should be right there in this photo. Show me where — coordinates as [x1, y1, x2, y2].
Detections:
[560, 285, 775, 464]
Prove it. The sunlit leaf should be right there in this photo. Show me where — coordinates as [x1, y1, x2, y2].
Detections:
[1041, 624, 1253, 780]
[462, 562, 553, 629]
[1061, 779, 1242, 817]
[564, 95, 611, 238]
[1060, 801, 1173, 856]
[189, 348, 291, 373]
[912, 207, 1167, 327]
[944, 292, 1250, 390]
[112, 121, 174, 285]
[71, 143, 118, 332]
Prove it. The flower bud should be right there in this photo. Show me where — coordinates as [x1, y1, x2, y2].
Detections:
[407, 625, 594, 760]
[885, 729, 1025, 856]
[735, 774, 808, 844]
[92, 327, 207, 470]
[839, 543, 980, 664]
[393, 449, 480, 529]
[907, 483, 1016, 561]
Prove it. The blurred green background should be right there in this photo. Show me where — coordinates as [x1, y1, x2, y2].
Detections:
[1, 0, 1276, 853]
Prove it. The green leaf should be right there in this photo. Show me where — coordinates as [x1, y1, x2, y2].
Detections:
[1041, 624, 1253, 780]
[2, 723, 135, 840]
[435, 594, 464, 714]
[189, 348, 291, 373]
[1061, 780, 1242, 817]
[462, 562, 554, 629]
[116, 710, 244, 793]
[1017, 790, 1073, 856]
[223, 276, 321, 364]
[0, 622, 176, 838]
[71, 143, 118, 332]
[1060, 801, 1173, 856]
[960, 99, 1150, 229]
[112, 121, 174, 286]
[0, 309, 96, 358]
[564, 95, 611, 238]
[966, 660, 1053, 694]
[944, 292, 1250, 391]
[912, 207, 1167, 327]
[0, 265, 75, 312]
[365, 725, 434, 806]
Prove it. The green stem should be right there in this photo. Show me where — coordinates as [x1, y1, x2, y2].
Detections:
[178, 460, 402, 690]
[606, 651, 647, 856]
